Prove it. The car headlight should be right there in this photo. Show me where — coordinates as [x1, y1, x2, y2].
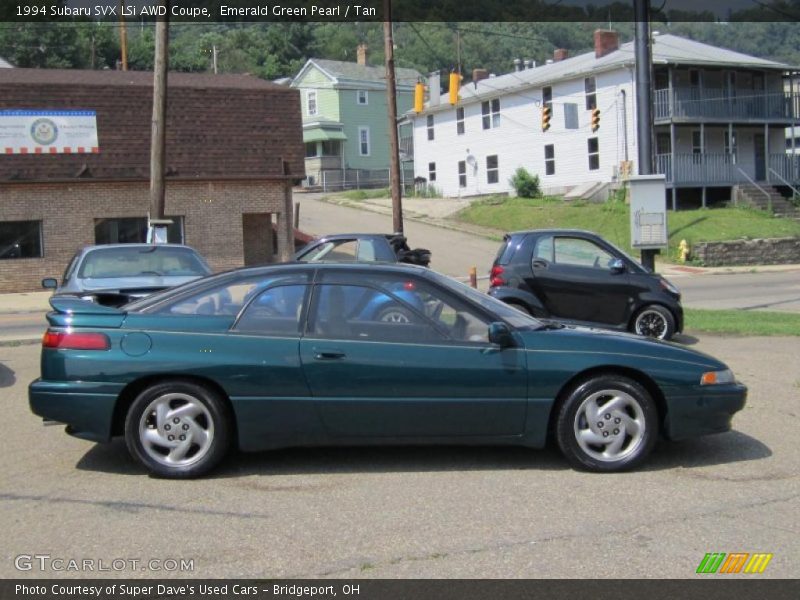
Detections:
[659, 278, 680, 296]
[700, 369, 735, 385]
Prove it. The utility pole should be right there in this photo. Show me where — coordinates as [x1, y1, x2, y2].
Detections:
[383, 0, 403, 234]
[149, 2, 169, 242]
[118, 0, 128, 71]
[634, 0, 657, 271]
[212, 44, 218, 74]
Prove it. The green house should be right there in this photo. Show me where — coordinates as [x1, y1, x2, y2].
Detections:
[291, 45, 420, 190]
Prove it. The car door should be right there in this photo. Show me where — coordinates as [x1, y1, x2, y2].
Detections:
[529, 235, 633, 326]
[298, 271, 528, 438]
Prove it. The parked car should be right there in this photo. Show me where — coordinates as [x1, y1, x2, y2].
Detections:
[294, 233, 431, 267]
[489, 230, 683, 340]
[42, 244, 212, 307]
[30, 262, 745, 478]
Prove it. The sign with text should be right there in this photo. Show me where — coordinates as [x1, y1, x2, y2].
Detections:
[0, 110, 99, 155]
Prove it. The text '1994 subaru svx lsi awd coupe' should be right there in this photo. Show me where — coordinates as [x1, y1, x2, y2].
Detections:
[30, 263, 746, 478]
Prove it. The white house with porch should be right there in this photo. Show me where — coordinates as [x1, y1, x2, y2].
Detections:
[409, 31, 800, 209]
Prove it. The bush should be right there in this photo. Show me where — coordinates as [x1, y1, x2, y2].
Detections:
[509, 168, 541, 198]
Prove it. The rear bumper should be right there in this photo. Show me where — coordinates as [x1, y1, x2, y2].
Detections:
[29, 379, 123, 443]
[663, 382, 747, 441]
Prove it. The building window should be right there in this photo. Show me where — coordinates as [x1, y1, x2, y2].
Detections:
[482, 98, 500, 129]
[564, 103, 578, 130]
[94, 217, 183, 245]
[542, 86, 552, 109]
[689, 69, 701, 89]
[544, 144, 555, 176]
[306, 90, 317, 116]
[0, 220, 43, 259]
[486, 155, 499, 184]
[726, 72, 737, 98]
[655, 132, 671, 155]
[585, 77, 597, 110]
[359, 126, 370, 156]
[305, 142, 318, 158]
[428, 162, 436, 182]
[456, 107, 465, 135]
[458, 161, 467, 188]
[357, 90, 368, 105]
[427, 114, 434, 140]
[587, 137, 600, 171]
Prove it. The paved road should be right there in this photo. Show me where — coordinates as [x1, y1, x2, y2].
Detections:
[2, 336, 798, 578]
[672, 270, 800, 312]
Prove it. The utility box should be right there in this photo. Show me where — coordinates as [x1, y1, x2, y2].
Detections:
[629, 175, 668, 249]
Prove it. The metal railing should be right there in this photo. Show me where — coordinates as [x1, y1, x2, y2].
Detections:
[654, 88, 800, 121]
[655, 153, 755, 185]
[736, 168, 772, 213]
[768, 154, 800, 187]
[768, 167, 800, 200]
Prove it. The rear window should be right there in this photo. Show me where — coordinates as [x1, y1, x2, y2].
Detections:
[495, 235, 520, 265]
[78, 246, 210, 279]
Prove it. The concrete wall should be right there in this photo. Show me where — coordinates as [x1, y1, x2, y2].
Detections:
[692, 237, 800, 266]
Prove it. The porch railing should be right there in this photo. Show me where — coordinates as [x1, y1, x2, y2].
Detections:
[656, 152, 800, 186]
[768, 154, 800, 185]
[654, 88, 800, 121]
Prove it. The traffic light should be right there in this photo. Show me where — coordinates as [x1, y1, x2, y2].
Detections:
[414, 81, 424, 113]
[448, 71, 461, 105]
[541, 105, 552, 131]
[591, 107, 600, 132]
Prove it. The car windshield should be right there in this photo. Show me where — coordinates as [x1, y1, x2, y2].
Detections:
[78, 246, 210, 279]
[429, 271, 543, 329]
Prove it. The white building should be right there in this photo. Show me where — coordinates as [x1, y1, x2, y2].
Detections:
[410, 31, 800, 208]
[0, 57, 13, 68]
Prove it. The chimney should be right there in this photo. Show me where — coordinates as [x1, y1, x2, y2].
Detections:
[428, 71, 441, 106]
[594, 29, 619, 59]
[526, 59, 535, 69]
[473, 68, 489, 84]
[554, 48, 569, 62]
[513, 58, 522, 72]
[357, 44, 368, 66]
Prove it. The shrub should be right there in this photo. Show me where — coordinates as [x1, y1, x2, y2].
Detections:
[509, 167, 541, 198]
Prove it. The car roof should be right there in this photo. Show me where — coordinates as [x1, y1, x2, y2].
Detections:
[312, 233, 399, 241]
[507, 229, 603, 238]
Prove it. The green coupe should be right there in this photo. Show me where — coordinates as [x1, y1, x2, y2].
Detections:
[30, 263, 746, 478]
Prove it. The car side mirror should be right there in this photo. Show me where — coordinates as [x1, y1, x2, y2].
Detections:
[42, 278, 58, 289]
[609, 258, 626, 274]
[488, 322, 514, 347]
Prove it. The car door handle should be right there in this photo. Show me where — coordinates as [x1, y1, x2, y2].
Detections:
[532, 259, 548, 269]
[313, 350, 346, 360]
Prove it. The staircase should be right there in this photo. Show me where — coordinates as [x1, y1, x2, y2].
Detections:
[734, 184, 800, 219]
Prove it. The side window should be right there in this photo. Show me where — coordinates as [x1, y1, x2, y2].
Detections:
[161, 274, 307, 316]
[234, 285, 308, 336]
[302, 240, 358, 262]
[554, 238, 615, 269]
[533, 236, 554, 261]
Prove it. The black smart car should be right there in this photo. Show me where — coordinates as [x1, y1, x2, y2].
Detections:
[489, 229, 683, 340]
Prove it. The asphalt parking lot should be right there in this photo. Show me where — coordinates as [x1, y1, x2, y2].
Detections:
[1, 334, 798, 579]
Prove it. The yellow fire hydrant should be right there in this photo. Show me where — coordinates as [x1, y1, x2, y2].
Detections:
[678, 239, 690, 263]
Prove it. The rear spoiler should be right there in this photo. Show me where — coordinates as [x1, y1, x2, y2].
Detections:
[47, 296, 127, 329]
[50, 295, 125, 314]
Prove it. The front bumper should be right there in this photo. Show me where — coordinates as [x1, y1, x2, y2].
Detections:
[663, 382, 747, 441]
[29, 379, 123, 442]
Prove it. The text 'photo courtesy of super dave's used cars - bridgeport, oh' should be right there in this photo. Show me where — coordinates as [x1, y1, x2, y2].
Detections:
[29, 262, 746, 478]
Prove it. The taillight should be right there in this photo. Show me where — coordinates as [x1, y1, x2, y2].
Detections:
[43, 331, 110, 350]
[490, 265, 505, 287]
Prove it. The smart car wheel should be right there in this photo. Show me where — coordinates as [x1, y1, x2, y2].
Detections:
[632, 305, 675, 340]
[556, 375, 658, 472]
[125, 381, 231, 478]
[377, 305, 413, 323]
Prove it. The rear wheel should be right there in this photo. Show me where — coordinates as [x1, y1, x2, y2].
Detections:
[556, 375, 658, 472]
[124, 381, 231, 478]
[632, 305, 675, 340]
[505, 301, 532, 316]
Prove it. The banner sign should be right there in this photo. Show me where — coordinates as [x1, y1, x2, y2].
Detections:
[0, 110, 99, 155]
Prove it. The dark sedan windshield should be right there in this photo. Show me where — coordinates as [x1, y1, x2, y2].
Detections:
[78, 246, 210, 279]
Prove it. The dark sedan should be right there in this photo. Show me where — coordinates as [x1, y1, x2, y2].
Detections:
[489, 229, 683, 340]
[30, 263, 745, 478]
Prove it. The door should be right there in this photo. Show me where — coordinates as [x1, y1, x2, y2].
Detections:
[299, 273, 528, 438]
[528, 235, 633, 326]
[754, 133, 766, 181]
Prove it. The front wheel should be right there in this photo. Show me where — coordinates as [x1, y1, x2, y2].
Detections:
[124, 381, 232, 478]
[632, 305, 675, 340]
[555, 375, 658, 472]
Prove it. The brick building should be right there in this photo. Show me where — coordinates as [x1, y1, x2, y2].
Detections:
[0, 69, 304, 293]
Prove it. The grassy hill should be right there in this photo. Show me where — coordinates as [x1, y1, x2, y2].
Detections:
[456, 197, 800, 263]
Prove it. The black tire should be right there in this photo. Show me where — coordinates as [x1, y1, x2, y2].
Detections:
[506, 301, 532, 316]
[124, 380, 232, 478]
[555, 375, 658, 472]
[631, 304, 675, 340]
